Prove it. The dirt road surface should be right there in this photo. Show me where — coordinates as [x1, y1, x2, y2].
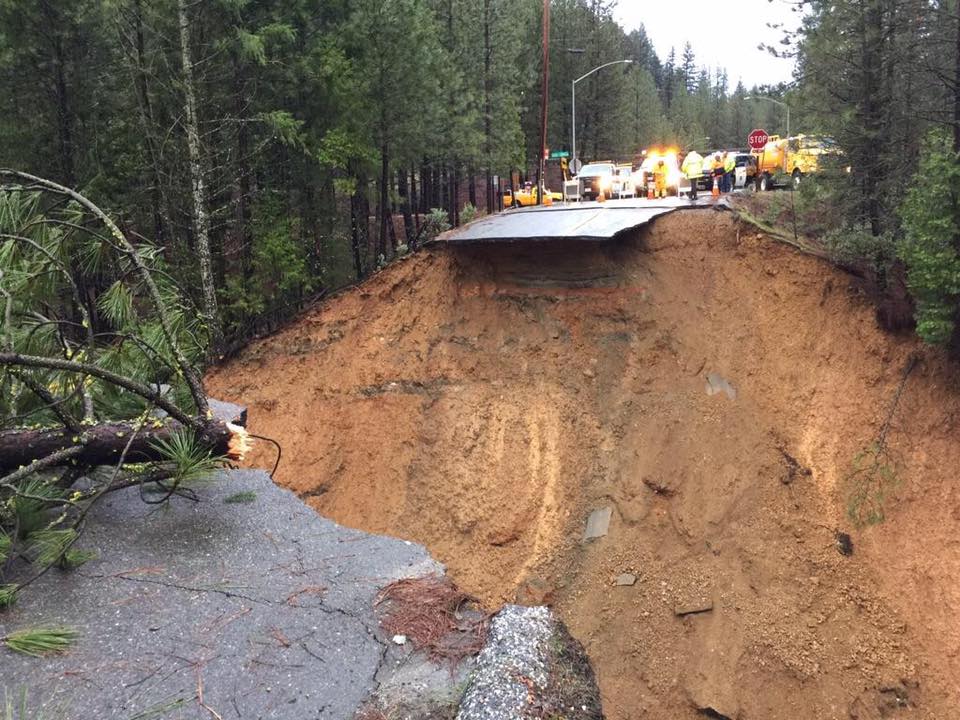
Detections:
[207, 211, 960, 718]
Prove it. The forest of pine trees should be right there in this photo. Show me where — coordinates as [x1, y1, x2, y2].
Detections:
[0, 0, 789, 350]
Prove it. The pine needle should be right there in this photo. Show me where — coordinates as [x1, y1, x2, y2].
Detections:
[0, 584, 18, 609]
[26, 529, 76, 569]
[223, 491, 256, 504]
[3, 627, 77, 657]
[62, 548, 96, 568]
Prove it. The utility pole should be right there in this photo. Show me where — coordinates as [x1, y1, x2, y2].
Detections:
[537, 0, 550, 205]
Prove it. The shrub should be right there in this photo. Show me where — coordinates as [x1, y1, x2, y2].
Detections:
[460, 203, 478, 225]
[422, 208, 451, 243]
[898, 130, 960, 345]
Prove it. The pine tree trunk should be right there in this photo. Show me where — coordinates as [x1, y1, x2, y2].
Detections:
[0, 418, 246, 475]
[177, 0, 224, 358]
[227, 50, 251, 278]
[349, 171, 365, 279]
[398, 168, 414, 246]
[954, 2, 960, 154]
[378, 144, 390, 259]
[130, 0, 167, 246]
[38, 0, 76, 190]
[483, 0, 494, 214]
[410, 169, 420, 233]
[452, 164, 460, 225]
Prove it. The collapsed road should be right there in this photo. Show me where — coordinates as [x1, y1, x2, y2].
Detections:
[207, 208, 960, 718]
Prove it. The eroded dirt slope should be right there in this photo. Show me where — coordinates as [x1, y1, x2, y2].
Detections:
[207, 211, 960, 719]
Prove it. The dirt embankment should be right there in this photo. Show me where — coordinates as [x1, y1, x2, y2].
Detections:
[207, 211, 960, 719]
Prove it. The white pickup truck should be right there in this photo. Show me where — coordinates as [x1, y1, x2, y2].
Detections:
[611, 164, 636, 199]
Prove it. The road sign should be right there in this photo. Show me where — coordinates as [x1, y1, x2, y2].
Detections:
[550, 150, 570, 159]
[570, 158, 583, 174]
[748, 129, 769, 151]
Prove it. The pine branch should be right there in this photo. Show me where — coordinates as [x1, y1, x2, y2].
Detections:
[0, 352, 195, 427]
[0, 170, 209, 416]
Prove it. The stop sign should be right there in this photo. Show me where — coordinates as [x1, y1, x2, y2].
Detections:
[748, 128, 769, 151]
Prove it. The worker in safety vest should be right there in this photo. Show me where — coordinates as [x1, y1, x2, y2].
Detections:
[723, 151, 736, 192]
[710, 153, 724, 196]
[653, 159, 668, 199]
[681, 150, 704, 200]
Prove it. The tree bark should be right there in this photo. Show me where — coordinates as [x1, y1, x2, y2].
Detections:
[483, 0, 494, 214]
[954, 0, 960, 153]
[177, 0, 224, 358]
[349, 167, 366, 279]
[378, 144, 390, 259]
[127, 0, 169, 247]
[0, 418, 246, 476]
[398, 168, 414, 245]
[410, 169, 420, 232]
[39, 1, 75, 188]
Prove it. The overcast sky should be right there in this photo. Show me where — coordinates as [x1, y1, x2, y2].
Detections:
[613, 0, 800, 88]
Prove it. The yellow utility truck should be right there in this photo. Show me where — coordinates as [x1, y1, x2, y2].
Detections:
[753, 134, 838, 190]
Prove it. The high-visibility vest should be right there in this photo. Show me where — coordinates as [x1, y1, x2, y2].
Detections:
[681, 153, 703, 179]
[724, 155, 735, 173]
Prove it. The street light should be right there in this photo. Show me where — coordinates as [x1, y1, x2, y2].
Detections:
[745, 96, 790, 138]
[571, 59, 634, 172]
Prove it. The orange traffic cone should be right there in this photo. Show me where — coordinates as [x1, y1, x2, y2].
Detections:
[647, 180, 655, 200]
[711, 176, 720, 198]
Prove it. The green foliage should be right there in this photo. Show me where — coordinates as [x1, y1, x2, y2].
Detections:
[2, 686, 50, 720]
[0, 585, 17, 609]
[824, 224, 896, 276]
[898, 130, 960, 345]
[219, 194, 313, 338]
[460, 203, 478, 225]
[26, 529, 76, 569]
[224, 490, 256, 504]
[846, 441, 901, 527]
[2, 627, 77, 657]
[5, 479, 61, 539]
[423, 209, 451, 243]
[150, 429, 222, 486]
[61, 548, 97, 569]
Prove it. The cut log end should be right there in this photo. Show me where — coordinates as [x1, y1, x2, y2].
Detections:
[226, 422, 252, 462]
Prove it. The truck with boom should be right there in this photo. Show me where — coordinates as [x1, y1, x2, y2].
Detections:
[753, 134, 839, 191]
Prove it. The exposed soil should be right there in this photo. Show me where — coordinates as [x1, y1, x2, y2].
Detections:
[207, 210, 960, 718]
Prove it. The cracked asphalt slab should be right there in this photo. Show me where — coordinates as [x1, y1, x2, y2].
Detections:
[2, 469, 440, 719]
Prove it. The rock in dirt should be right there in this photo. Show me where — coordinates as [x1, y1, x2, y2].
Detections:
[456, 605, 602, 720]
[583, 506, 612, 541]
[515, 576, 555, 606]
[208, 397, 248, 426]
[615, 573, 637, 586]
[675, 600, 714, 617]
[836, 531, 854, 556]
[705, 372, 737, 400]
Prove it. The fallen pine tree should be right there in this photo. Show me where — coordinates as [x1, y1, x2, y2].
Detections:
[0, 171, 249, 607]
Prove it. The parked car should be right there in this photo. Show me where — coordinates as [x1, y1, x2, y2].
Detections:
[503, 182, 562, 207]
[733, 152, 758, 188]
[612, 164, 636, 198]
[638, 151, 682, 195]
[577, 162, 617, 201]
